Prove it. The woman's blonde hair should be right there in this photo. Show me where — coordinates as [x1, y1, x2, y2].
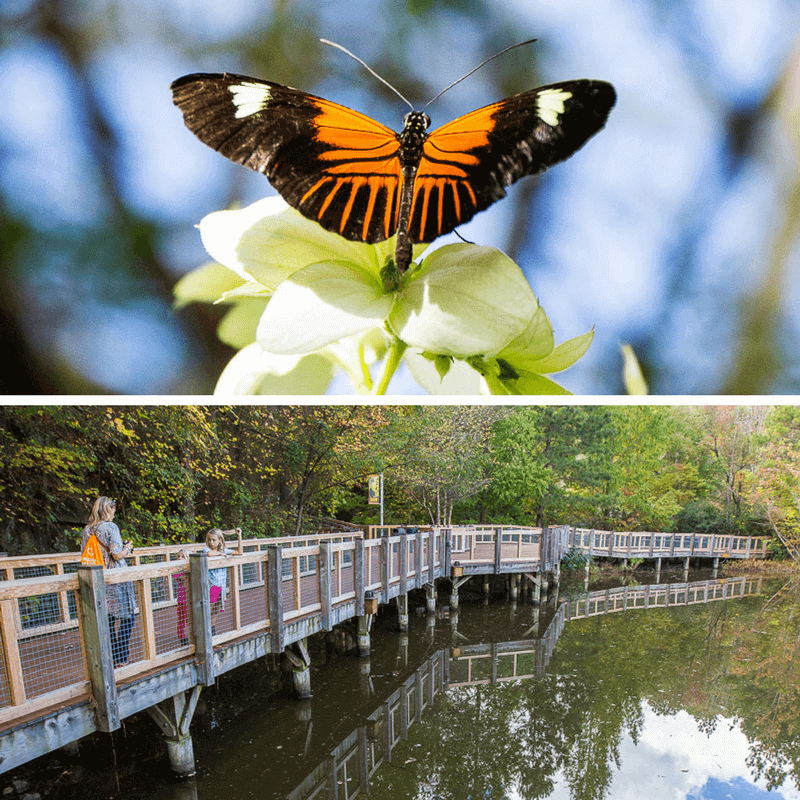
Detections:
[205, 528, 225, 551]
[88, 496, 116, 526]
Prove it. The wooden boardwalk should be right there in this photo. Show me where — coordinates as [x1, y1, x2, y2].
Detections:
[0, 525, 768, 776]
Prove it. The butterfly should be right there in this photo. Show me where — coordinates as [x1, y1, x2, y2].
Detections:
[171, 43, 615, 273]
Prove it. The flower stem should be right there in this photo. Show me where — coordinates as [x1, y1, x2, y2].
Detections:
[374, 337, 408, 394]
[482, 371, 512, 394]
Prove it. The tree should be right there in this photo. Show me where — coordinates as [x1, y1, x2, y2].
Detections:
[484, 407, 614, 527]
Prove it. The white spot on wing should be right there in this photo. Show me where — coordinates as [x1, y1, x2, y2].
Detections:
[537, 88, 572, 127]
[229, 81, 272, 119]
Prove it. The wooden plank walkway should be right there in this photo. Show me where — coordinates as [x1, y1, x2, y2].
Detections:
[0, 525, 768, 775]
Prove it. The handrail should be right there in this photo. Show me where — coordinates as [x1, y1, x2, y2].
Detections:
[0, 530, 444, 736]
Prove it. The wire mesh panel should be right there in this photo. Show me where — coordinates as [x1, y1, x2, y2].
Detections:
[281, 556, 300, 616]
[0, 633, 10, 708]
[115, 580, 145, 668]
[19, 625, 86, 699]
[299, 557, 321, 609]
[209, 565, 236, 636]
[151, 568, 194, 655]
[366, 543, 381, 589]
[337, 546, 355, 598]
[239, 580, 268, 628]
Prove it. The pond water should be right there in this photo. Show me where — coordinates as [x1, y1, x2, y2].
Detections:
[9, 570, 799, 800]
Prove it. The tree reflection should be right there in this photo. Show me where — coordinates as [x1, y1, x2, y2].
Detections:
[366, 578, 799, 800]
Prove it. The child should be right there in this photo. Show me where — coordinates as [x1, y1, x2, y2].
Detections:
[204, 528, 243, 634]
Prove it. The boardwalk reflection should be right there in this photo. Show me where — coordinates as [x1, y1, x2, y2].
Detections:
[276, 575, 761, 800]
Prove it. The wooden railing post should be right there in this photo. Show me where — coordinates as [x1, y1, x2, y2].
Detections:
[189, 552, 215, 686]
[77, 565, 120, 732]
[494, 527, 503, 573]
[399, 534, 408, 595]
[428, 530, 436, 584]
[381, 537, 390, 602]
[267, 545, 284, 652]
[319, 542, 332, 631]
[354, 539, 365, 615]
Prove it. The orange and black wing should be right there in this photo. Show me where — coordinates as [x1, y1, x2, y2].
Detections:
[171, 73, 405, 243]
[407, 79, 616, 244]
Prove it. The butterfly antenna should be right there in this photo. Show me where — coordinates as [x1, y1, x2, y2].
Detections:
[422, 38, 537, 111]
[321, 39, 414, 110]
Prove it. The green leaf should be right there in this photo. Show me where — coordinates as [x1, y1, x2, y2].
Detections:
[621, 343, 649, 395]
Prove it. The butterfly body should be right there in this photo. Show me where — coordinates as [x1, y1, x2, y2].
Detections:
[172, 71, 615, 272]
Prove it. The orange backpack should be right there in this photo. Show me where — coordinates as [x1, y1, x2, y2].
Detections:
[81, 528, 106, 566]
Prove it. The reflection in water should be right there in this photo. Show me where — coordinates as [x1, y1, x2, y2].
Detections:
[273, 575, 797, 800]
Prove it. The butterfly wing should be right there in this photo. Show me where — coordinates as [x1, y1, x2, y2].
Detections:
[408, 79, 616, 243]
[171, 73, 405, 243]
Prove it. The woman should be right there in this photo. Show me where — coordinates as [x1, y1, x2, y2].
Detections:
[203, 528, 242, 634]
[81, 496, 137, 667]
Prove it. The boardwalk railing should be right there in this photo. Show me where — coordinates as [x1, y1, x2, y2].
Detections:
[0, 524, 770, 775]
[566, 528, 768, 560]
[562, 575, 763, 622]
[0, 530, 447, 768]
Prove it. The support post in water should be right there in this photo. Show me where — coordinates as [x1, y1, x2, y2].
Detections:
[425, 582, 436, 614]
[534, 574, 543, 606]
[539, 574, 549, 605]
[450, 575, 469, 611]
[282, 638, 312, 699]
[145, 686, 202, 777]
[358, 613, 373, 657]
[396, 593, 409, 632]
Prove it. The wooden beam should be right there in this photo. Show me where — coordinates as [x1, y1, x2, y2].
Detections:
[354, 539, 365, 616]
[0, 599, 26, 707]
[399, 534, 408, 596]
[189, 553, 214, 686]
[77, 565, 120, 732]
[319, 542, 332, 631]
[267, 545, 284, 652]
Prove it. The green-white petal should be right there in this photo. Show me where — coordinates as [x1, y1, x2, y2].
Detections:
[173, 261, 248, 307]
[404, 349, 488, 395]
[214, 343, 334, 395]
[257, 260, 392, 354]
[390, 244, 537, 356]
[199, 197, 394, 288]
[509, 329, 594, 374]
[497, 306, 555, 366]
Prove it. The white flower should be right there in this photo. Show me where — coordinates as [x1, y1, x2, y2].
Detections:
[175, 197, 593, 395]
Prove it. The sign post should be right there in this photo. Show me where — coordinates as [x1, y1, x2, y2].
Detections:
[368, 473, 384, 527]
